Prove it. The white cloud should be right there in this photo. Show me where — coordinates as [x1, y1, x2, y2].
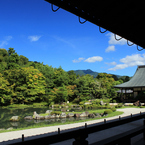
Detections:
[0, 36, 12, 47]
[105, 45, 115, 52]
[109, 64, 128, 71]
[84, 56, 103, 63]
[28, 35, 41, 42]
[106, 61, 117, 65]
[73, 56, 103, 63]
[106, 33, 126, 45]
[72, 57, 85, 63]
[120, 54, 145, 64]
[108, 54, 145, 71]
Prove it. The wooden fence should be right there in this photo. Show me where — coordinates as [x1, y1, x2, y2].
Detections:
[8, 112, 145, 145]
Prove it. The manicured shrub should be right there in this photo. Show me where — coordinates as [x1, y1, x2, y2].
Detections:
[92, 100, 100, 105]
[91, 104, 98, 108]
[111, 107, 116, 112]
[115, 103, 123, 108]
[107, 106, 111, 109]
[53, 105, 60, 108]
[79, 102, 84, 105]
[113, 100, 117, 103]
[50, 111, 61, 115]
[104, 109, 113, 114]
[105, 103, 109, 106]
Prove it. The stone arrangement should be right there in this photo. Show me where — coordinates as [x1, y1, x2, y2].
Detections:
[9, 110, 107, 122]
[23, 110, 104, 120]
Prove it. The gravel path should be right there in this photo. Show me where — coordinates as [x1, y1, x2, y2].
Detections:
[0, 108, 145, 145]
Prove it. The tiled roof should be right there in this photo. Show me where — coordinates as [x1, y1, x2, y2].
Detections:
[114, 65, 145, 88]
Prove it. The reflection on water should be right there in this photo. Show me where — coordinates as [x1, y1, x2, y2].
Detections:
[0, 107, 89, 130]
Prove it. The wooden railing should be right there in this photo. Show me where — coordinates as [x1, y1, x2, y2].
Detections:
[8, 113, 145, 145]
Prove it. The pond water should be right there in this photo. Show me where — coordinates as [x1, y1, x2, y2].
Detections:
[0, 107, 89, 130]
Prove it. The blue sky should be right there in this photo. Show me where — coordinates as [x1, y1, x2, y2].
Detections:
[0, 0, 145, 77]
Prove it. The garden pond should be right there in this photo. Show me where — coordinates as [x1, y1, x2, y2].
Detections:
[0, 107, 93, 130]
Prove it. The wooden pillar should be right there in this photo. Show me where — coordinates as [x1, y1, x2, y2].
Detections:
[73, 129, 88, 145]
[121, 88, 123, 101]
[125, 89, 127, 99]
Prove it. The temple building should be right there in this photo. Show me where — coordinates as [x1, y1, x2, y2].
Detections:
[114, 65, 145, 102]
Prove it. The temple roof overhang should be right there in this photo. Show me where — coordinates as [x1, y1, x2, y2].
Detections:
[114, 65, 145, 89]
[45, 0, 145, 49]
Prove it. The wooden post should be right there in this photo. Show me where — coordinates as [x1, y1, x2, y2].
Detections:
[119, 116, 121, 120]
[85, 123, 87, 128]
[22, 134, 24, 142]
[73, 129, 88, 145]
[104, 119, 106, 124]
[58, 128, 60, 134]
[143, 119, 145, 140]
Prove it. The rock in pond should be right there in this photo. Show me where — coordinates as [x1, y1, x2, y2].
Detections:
[94, 113, 101, 118]
[34, 116, 45, 120]
[10, 122, 19, 127]
[45, 110, 52, 114]
[60, 112, 66, 118]
[88, 114, 95, 118]
[45, 115, 51, 119]
[56, 114, 60, 118]
[33, 111, 45, 120]
[24, 116, 33, 120]
[67, 113, 74, 118]
[10, 116, 20, 121]
[74, 114, 80, 118]
[80, 112, 89, 117]
[50, 114, 56, 119]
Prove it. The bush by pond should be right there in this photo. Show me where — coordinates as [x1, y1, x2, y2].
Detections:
[115, 103, 123, 108]
[104, 109, 113, 114]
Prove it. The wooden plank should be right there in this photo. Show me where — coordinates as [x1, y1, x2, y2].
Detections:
[90, 126, 145, 145]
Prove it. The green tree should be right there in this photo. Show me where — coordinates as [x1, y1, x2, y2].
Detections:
[68, 70, 77, 85]
[53, 66, 69, 87]
[96, 73, 117, 99]
[0, 73, 11, 105]
[66, 85, 78, 101]
[0, 48, 9, 73]
[48, 85, 68, 104]
[19, 55, 29, 66]
[38, 64, 55, 93]
[7, 48, 20, 69]
[119, 76, 131, 83]
[4, 66, 46, 104]
[74, 74, 98, 102]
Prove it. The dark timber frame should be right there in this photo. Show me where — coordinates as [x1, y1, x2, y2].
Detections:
[45, 0, 145, 49]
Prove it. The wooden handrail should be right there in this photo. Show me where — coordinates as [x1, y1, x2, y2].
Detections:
[8, 113, 145, 145]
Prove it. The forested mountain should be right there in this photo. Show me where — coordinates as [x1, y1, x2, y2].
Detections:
[73, 69, 98, 78]
[73, 69, 131, 81]
[0, 48, 130, 106]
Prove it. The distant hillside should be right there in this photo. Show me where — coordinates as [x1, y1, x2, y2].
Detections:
[74, 69, 98, 78]
[73, 69, 121, 78]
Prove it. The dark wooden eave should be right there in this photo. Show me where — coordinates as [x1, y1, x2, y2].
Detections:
[45, 0, 145, 49]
